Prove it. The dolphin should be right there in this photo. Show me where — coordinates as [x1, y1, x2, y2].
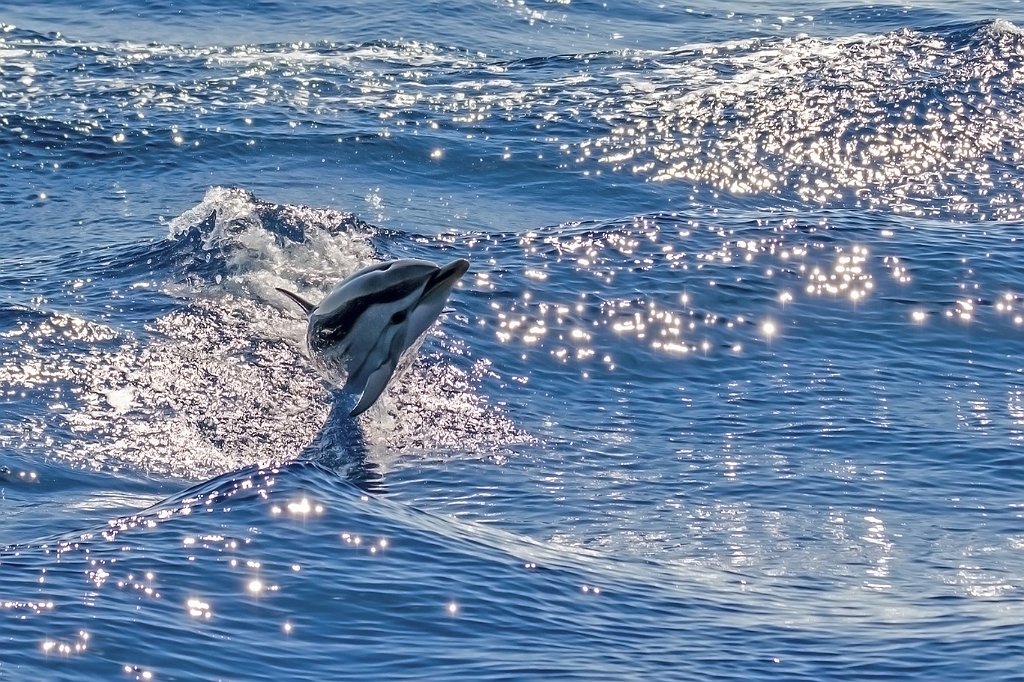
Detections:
[277, 258, 470, 417]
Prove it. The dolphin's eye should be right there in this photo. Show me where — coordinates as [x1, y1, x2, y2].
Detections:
[390, 310, 407, 325]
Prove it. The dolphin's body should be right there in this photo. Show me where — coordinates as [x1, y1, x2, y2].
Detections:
[278, 258, 470, 417]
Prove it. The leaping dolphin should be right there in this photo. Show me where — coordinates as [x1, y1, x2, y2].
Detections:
[277, 258, 470, 417]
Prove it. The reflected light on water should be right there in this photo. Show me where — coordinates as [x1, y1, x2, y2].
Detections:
[478, 214, 1016, 380]
[187, 597, 213, 619]
[285, 497, 324, 515]
[862, 513, 894, 591]
[954, 564, 1016, 599]
[587, 27, 1024, 219]
[123, 666, 154, 681]
[40, 630, 90, 656]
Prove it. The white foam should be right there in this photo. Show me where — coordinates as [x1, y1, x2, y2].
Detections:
[165, 186, 377, 322]
[990, 18, 1024, 36]
[104, 387, 135, 413]
[0, 188, 528, 479]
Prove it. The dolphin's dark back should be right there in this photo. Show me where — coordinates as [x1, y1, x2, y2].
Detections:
[312, 276, 429, 349]
[280, 257, 469, 417]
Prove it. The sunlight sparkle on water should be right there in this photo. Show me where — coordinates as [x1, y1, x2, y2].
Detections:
[286, 497, 323, 515]
[40, 630, 90, 656]
[186, 597, 212, 619]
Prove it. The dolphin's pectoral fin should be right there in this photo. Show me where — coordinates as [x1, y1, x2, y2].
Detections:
[349, 361, 398, 417]
[276, 287, 318, 316]
[348, 327, 407, 417]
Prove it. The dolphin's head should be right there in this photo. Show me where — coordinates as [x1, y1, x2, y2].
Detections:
[402, 258, 470, 347]
[277, 257, 470, 417]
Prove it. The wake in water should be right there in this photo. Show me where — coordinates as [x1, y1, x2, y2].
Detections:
[0, 187, 528, 481]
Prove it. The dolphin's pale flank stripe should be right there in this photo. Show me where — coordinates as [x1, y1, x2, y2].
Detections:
[277, 258, 470, 417]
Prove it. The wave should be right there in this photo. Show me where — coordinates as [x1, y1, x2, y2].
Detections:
[5, 20, 1023, 218]
[3, 450, 1019, 682]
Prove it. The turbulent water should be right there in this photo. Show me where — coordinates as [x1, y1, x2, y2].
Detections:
[3, 1, 1024, 679]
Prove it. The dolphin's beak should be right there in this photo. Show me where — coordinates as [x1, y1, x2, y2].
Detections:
[426, 258, 470, 296]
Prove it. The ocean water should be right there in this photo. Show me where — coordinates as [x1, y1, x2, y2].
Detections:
[3, 0, 1024, 679]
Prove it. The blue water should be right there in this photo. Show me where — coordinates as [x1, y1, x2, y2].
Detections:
[3, 1, 1024, 679]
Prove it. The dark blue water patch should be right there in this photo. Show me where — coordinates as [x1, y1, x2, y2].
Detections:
[0, 244, 181, 335]
[814, 5, 959, 31]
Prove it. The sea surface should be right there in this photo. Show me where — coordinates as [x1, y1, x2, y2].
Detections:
[2, 1, 1024, 679]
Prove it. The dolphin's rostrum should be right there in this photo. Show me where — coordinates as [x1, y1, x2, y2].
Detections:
[277, 258, 470, 417]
